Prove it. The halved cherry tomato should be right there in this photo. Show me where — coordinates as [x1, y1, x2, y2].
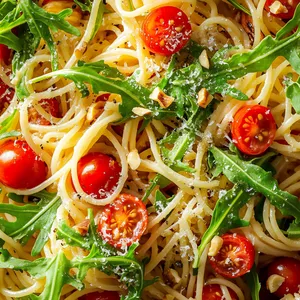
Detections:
[209, 233, 255, 278]
[267, 257, 300, 297]
[202, 285, 238, 300]
[0, 44, 11, 65]
[79, 291, 120, 300]
[140, 6, 192, 55]
[0, 140, 48, 189]
[97, 194, 148, 248]
[29, 98, 61, 125]
[77, 153, 121, 199]
[96, 93, 110, 102]
[0, 79, 14, 111]
[265, 0, 300, 19]
[231, 105, 276, 156]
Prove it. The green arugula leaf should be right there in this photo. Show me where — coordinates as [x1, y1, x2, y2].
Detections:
[74, 0, 93, 12]
[18, 0, 80, 70]
[0, 191, 61, 256]
[287, 221, 300, 238]
[154, 190, 175, 213]
[193, 185, 253, 271]
[0, 110, 21, 140]
[244, 265, 261, 300]
[0, 210, 154, 300]
[227, 0, 251, 15]
[210, 146, 300, 223]
[0, 0, 16, 20]
[285, 75, 300, 114]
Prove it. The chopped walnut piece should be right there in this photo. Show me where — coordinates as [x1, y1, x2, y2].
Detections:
[266, 274, 285, 293]
[199, 50, 210, 69]
[132, 107, 152, 116]
[197, 88, 212, 108]
[149, 87, 174, 108]
[208, 235, 223, 257]
[73, 219, 90, 236]
[269, 0, 288, 14]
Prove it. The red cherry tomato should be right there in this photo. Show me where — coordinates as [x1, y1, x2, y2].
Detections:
[77, 153, 121, 199]
[265, 0, 300, 19]
[267, 257, 300, 297]
[140, 6, 192, 55]
[29, 98, 61, 125]
[0, 140, 48, 189]
[79, 291, 120, 300]
[0, 79, 14, 111]
[0, 44, 11, 65]
[209, 233, 255, 278]
[96, 93, 110, 102]
[97, 194, 148, 248]
[202, 285, 238, 300]
[231, 105, 276, 156]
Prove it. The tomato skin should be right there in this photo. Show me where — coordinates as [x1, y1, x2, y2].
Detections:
[140, 6, 192, 55]
[98, 194, 148, 248]
[77, 153, 121, 199]
[267, 257, 300, 297]
[265, 0, 300, 19]
[29, 98, 61, 125]
[0, 79, 14, 111]
[231, 105, 276, 156]
[0, 140, 48, 189]
[202, 285, 238, 300]
[209, 233, 255, 278]
[96, 93, 110, 102]
[0, 44, 11, 65]
[79, 291, 120, 300]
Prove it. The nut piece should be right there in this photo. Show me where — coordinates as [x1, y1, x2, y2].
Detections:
[197, 88, 213, 108]
[87, 101, 104, 121]
[269, 0, 288, 14]
[132, 107, 152, 117]
[164, 268, 181, 285]
[199, 50, 210, 69]
[73, 219, 90, 236]
[280, 294, 295, 300]
[208, 235, 223, 257]
[127, 149, 141, 170]
[149, 87, 174, 108]
[267, 274, 285, 293]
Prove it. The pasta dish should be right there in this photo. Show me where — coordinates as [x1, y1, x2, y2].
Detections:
[0, 0, 300, 299]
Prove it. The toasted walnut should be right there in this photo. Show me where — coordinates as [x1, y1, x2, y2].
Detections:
[197, 88, 212, 108]
[86, 101, 105, 122]
[127, 149, 141, 170]
[208, 235, 223, 257]
[267, 274, 285, 293]
[199, 50, 210, 69]
[73, 219, 90, 236]
[149, 87, 174, 108]
[269, 1, 288, 14]
[280, 294, 295, 300]
[132, 107, 152, 117]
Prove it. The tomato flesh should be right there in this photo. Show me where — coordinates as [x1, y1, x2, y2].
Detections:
[79, 291, 120, 300]
[265, 0, 300, 19]
[202, 285, 238, 300]
[77, 153, 121, 199]
[231, 105, 276, 156]
[0, 140, 48, 189]
[140, 6, 192, 55]
[29, 98, 61, 125]
[209, 233, 255, 278]
[98, 194, 148, 248]
[0, 44, 11, 65]
[0, 79, 14, 111]
[96, 93, 110, 102]
[267, 257, 300, 297]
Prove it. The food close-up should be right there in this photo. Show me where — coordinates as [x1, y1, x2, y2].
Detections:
[0, 0, 300, 299]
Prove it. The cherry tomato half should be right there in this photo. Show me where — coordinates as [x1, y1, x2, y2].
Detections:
[140, 6, 192, 55]
[209, 233, 255, 278]
[29, 98, 61, 125]
[0, 79, 14, 111]
[231, 105, 276, 156]
[96, 93, 110, 102]
[265, 0, 300, 19]
[77, 153, 121, 199]
[0, 140, 48, 189]
[79, 291, 120, 300]
[0, 44, 11, 65]
[97, 194, 148, 248]
[267, 257, 300, 297]
[202, 285, 238, 300]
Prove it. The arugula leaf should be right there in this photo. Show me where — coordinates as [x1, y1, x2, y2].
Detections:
[0, 110, 21, 140]
[193, 185, 253, 271]
[227, 0, 251, 15]
[154, 190, 175, 213]
[244, 265, 261, 300]
[0, 191, 61, 256]
[0, 210, 154, 300]
[74, 0, 93, 12]
[285, 75, 300, 114]
[0, 0, 16, 20]
[287, 221, 300, 238]
[210, 147, 300, 223]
